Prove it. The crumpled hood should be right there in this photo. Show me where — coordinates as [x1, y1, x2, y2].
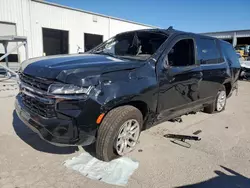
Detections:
[21, 54, 144, 85]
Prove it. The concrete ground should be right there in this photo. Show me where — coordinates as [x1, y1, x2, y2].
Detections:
[1, 80, 250, 188]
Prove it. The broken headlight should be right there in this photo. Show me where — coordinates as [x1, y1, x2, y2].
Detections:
[48, 84, 92, 95]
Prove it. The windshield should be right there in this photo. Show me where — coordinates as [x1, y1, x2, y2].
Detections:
[90, 31, 168, 60]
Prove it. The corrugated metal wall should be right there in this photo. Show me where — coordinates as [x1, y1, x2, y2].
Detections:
[109, 18, 149, 37]
[203, 30, 250, 39]
[0, 0, 152, 63]
[0, 0, 31, 63]
[29, 0, 110, 57]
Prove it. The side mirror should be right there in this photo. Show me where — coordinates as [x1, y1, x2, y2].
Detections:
[163, 58, 170, 69]
[164, 57, 174, 69]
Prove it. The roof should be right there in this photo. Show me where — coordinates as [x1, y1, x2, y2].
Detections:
[116, 28, 223, 41]
[32, 0, 157, 28]
[117, 28, 170, 35]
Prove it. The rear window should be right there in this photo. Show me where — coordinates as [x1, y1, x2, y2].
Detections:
[197, 38, 222, 64]
[221, 42, 240, 67]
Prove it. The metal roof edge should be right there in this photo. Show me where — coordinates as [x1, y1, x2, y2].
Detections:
[201, 29, 250, 35]
[32, 0, 157, 28]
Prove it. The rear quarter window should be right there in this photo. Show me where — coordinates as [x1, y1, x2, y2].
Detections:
[197, 38, 222, 64]
[221, 42, 241, 67]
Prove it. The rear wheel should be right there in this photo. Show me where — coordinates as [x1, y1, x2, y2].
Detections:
[96, 105, 143, 161]
[204, 85, 226, 113]
[215, 87, 227, 112]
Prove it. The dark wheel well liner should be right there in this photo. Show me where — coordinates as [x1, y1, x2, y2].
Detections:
[126, 101, 148, 119]
[109, 101, 148, 121]
[224, 82, 232, 97]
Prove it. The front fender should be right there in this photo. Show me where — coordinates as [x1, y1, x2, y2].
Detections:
[89, 62, 158, 114]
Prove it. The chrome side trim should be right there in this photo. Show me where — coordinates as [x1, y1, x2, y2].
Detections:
[22, 89, 54, 104]
[20, 82, 47, 95]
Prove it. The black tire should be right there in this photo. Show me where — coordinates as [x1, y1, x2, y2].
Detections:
[203, 101, 215, 114]
[96, 105, 143, 161]
[204, 85, 226, 114]
[215, 85, 227, 112]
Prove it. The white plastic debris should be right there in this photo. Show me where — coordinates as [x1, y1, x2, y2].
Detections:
[64, 152, 139, 186]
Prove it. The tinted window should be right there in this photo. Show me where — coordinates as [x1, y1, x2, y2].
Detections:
[168, 39, 195, 66]
[221, 42, 240, 66]
[198, 38, 221, 64]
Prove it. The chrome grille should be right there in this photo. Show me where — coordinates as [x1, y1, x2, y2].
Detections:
[19, 73, 53, 91]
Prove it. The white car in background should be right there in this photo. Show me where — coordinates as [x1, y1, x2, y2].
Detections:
[238, 53, 250, 79]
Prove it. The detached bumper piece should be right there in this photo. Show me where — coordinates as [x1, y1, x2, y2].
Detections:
[164, 134, 201, 141]
[164, 133, 201, 148]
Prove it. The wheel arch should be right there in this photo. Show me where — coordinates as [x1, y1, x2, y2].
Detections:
[111, 100, 149, 120]
[223, 82, 232, 97]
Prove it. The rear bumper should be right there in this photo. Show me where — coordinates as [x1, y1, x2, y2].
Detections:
[15, 94, 97, 146]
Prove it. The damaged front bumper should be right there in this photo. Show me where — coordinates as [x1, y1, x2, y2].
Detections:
[15, 93, 99, 146]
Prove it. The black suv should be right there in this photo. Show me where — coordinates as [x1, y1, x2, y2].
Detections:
[15, 28, 240, 161]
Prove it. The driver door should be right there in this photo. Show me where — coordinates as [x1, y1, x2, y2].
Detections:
[157, 35, 203, 120]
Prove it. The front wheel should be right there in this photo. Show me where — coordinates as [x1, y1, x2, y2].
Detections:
[96, 105, 143, 161]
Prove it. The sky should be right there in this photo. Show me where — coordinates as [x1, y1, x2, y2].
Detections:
[47, 0, 250, 33]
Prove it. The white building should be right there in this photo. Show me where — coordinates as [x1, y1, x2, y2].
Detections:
[0, 0, 154, 69]
[202, 30, 250, 47]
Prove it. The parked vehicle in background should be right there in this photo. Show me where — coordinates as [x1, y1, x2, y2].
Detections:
[236, 52, 250, 79]
[235, 44, 250, 60]
[15, 28, 241, 161]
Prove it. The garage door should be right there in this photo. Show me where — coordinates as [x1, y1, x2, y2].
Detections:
[0, 22, 19, 73]
[42, 28, 69, 56]
[84, 33, 103, 52]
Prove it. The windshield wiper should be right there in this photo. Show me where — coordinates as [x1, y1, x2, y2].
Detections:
[92, 51, 118, 58]
[92, 51, 146, 61]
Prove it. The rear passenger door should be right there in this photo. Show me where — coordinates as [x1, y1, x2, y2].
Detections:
[196, 37, 226, 100]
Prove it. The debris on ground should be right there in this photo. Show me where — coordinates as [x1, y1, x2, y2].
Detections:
[169, 117, 183, 123]
[193, 130, 202, 135]
[0, 77, 18, 98]
[164, 133, 201, 148]
[164, 134, 201, 142]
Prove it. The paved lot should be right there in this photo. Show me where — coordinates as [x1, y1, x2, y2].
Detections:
[1, 80, 250, 188]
